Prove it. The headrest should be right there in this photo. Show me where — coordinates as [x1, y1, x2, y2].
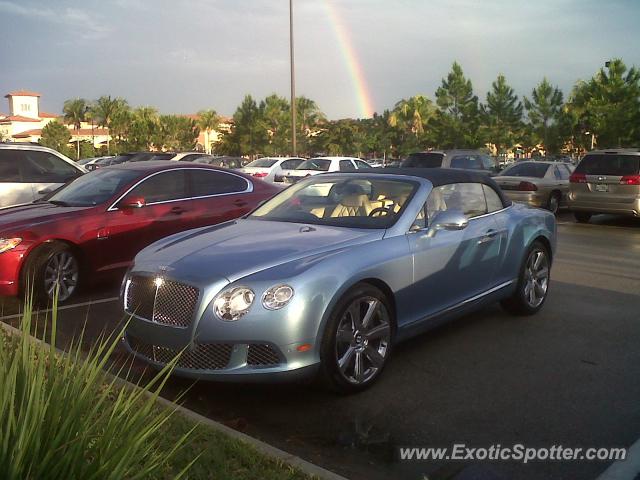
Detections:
[340, 193, 367, 207]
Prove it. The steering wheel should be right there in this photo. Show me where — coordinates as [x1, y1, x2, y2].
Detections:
[368, 207, 392, 217]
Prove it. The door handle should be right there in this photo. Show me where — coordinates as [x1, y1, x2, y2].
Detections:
[170, 206, 187, 214]
[478, 229, 498, 245]
[233, 199, 248, 207]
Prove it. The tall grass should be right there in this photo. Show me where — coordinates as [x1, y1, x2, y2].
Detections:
[0, 295, 195, 480]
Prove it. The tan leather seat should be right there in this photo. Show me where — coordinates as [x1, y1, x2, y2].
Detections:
[330, 194, 372, 217]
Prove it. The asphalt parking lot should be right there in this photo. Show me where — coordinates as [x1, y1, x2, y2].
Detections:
[1, 212, 639, 480]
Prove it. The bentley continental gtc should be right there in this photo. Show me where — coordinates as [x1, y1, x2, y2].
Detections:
[123, 168, 556, 392]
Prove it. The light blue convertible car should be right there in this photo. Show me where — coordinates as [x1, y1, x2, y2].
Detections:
[122, 169, 556, 392]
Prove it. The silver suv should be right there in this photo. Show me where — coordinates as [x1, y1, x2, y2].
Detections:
[0, 144, 86, 208]
[568, 149, 640, 222]
[401, 149, 498, 174]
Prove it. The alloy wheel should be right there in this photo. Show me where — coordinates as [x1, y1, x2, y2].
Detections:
[523, 249, 549, 308]
[43, 251, 79, 302]
[335, 296, 391, 385]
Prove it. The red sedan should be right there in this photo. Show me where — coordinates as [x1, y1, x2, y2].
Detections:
[0, 161, 279, 304]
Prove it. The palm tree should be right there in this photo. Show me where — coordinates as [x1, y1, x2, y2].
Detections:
[389, 95, 434, 137]
[91, 96, 128, 153]
[295, 96, 325, 155]
[197, 109, 220, 154]
[63, 98, 88, 159]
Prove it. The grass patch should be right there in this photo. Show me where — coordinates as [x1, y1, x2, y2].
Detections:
[0, 297, 313, 480]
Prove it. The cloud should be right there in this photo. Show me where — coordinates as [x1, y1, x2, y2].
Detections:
[0, 1, 111, 39]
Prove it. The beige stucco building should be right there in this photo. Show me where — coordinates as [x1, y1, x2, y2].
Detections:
[0, 90, 109, 148]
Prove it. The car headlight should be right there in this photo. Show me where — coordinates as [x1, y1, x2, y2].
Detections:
[262, 284, 294, 310]
[0, 237, 22, 254]
[213, 286, 255, 321]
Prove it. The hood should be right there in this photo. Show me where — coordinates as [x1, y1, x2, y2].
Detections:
[0, 202, 94, 233]
[134, 218, 383, 284]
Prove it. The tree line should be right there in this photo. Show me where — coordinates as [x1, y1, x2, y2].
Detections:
[41, 58, 640, 160]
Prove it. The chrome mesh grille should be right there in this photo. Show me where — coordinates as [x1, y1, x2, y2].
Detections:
[247, 343, 281, 366]
[127, 335, 232, 370]
[125, 275, 199, 328]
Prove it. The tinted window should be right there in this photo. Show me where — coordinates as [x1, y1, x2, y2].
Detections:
[280, 159, 303, 170]
[0, 151, 22, 182]
[575, 154, 640, 176]
[298, 159, 332, 171]
[339, 160, 355, 171]
[130, 170, 188, 203]
[355, 160, 372, 169]
[189, 170, 248, 196]
[402, 152, 443, 168]
[450, 155, 491, 171]
[48, 168, 140, 206]
[500, 162, 549, 178]
[21, 151, 80, 183]
[559, 164, 573, 178]
[483, 184, 504, 212]
[246, 158, 278, 168]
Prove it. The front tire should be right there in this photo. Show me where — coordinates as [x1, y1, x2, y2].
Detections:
[22, 243, 81, 306]
[501, 241, 551, 316]
[319, 284, 393, 393]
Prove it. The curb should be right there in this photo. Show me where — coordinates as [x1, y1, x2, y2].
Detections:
[0, 320, 349, 480]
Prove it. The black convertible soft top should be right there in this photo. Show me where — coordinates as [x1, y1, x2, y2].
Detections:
[346, 167, 512, 207]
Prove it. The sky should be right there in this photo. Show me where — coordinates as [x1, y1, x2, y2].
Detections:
[1, 0, 639, 120]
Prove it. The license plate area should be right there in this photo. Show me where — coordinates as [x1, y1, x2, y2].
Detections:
[595, 184, 609, 192]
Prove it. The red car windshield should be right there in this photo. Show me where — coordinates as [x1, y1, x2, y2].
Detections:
[47, 168, 140, 207]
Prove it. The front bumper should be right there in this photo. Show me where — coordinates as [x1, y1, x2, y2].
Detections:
[0, 248, 27, 297]
[122, 272, 324, 382]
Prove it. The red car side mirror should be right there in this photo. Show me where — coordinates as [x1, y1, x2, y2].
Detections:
[117, 196, 146, 209]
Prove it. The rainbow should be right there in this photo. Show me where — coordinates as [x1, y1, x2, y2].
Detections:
[321, 0, 375, 118]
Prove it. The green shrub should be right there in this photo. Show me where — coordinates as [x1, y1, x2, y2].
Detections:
[0, 297, 195, 480]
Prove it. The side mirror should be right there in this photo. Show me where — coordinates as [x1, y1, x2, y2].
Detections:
[427, 209, 468, 237]
[117, 196, 146, 209]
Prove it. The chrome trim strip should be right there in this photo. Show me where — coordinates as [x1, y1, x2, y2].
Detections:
[107, 167, 253, 211]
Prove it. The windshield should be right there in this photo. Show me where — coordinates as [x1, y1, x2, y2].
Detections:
[297, 159, 331, 171]
[250, 176, 417, 229]
[246, 158, 278, 168]
[48, 168, 140, 206]
[500, 162, 549, 178]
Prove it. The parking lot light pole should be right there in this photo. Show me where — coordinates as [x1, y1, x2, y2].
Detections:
[290, 0, 297, 155]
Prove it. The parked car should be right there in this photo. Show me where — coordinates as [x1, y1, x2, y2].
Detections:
[0, 162, 279, 304]
[494, 161, 574, 214]
[122, 168, 556, 392]
[0, 144, 86, 208]
[126, 151, 176, 162]
[169, 152, 208, 162]
[568, 149, 640, 222]
[402, 150, 498, 174]
[193, 155, 244, 169]
[86, 152, 175, 171]
[78, 156, 114, 167]
[283, 156, 372, 184]
[240, 157, 305, 183]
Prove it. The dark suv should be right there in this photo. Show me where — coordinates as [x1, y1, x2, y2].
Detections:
[568, 149, 640, 222]
[401, 149, 498, 173]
